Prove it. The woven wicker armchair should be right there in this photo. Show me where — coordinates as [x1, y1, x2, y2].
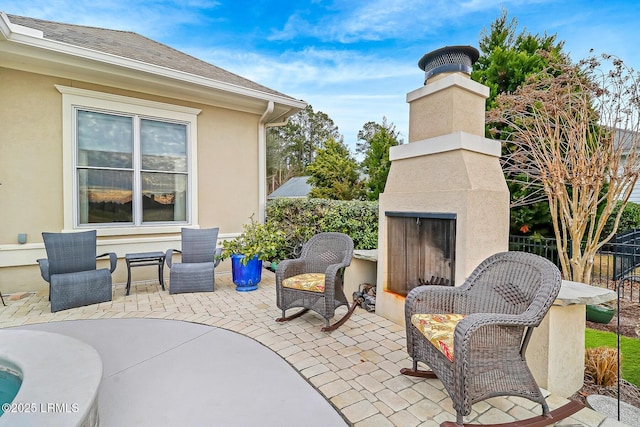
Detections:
[165, 228, 221, 294]
[276, 232, 355, 331]
[37, 230, 116, 313]
[402, 251, 582, 427]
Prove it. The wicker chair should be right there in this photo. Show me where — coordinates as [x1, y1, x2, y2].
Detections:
[38, 230, 116, 313]
[275, 232, 355, 332]
[165, 228, 221, 294]
[401, 251, 582, 427]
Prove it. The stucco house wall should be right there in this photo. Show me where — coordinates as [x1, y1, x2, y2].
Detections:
[0, 13, 305, 293]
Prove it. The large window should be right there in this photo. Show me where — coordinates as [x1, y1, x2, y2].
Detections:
[57, 85, 200, 234]
[76, 110, 188, 225]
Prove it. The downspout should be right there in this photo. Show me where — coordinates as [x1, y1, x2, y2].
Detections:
[258, 101, 274, 223]
[259, 102, 294, 222]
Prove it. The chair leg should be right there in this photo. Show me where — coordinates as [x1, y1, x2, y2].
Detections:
[439, 400, 583, 427]
[320, 300, 359, 332]
[0, 291, 5, 306]
[400, 366, 438, 378]
[276, 308, 309, 323]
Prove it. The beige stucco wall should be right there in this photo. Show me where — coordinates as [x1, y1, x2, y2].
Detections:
[377, 149, 510, 325]
[376, 72, 509, 326]
[0, 67, 262, 293]
[407, 74, 488, 142]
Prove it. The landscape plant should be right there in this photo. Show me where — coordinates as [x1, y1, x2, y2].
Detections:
[356, 118, 403, 200]
[306, 137, 364, 200]
[488, 53, 640, 283]
[219, 216, 286, 265]
[266, 198, 378, 260]
[586, 328, 640, 386]
[585, 347, 619, 387]
[473, 9, 565, 237]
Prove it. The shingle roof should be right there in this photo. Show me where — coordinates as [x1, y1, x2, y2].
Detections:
[267, 176, 312, 199]
[6, 14, 294, 100]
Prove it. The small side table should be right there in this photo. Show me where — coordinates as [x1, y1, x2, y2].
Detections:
[125, 252, 166, 295]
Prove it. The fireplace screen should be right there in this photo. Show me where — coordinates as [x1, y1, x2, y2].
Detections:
[386, 212, 456, 296]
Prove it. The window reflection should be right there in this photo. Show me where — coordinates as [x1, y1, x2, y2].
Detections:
[77, 110, 133, 168]
[142, 172, 187, 222]
[141, 119, 187, 172]
[78, 169, 133, 223]
[76, 109, 189, 226]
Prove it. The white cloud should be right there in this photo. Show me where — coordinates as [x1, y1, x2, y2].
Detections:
[189, 45, 417, 90]
[2, 0, 222, 38]
[186, 44, 417, 147]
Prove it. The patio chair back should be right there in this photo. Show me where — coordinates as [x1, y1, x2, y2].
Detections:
[300, 232, 353, 274]
[456, 252, 561, 324]
[180, 228, 219, 263]
[42, 230, 97, 275]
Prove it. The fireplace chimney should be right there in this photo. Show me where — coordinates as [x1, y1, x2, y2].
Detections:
[418, 45, 479, 84]
[375, 46, 510, 325]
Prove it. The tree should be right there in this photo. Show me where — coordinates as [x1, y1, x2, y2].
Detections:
[268, 104, 342, 180]
[473, 9, 564, 111]
[473, 9, 565, 236]
[356, 118, 403, 200]
[307, 137, 364, 200]
[488, 53, 640, 283]
[266, 131, 296, 193]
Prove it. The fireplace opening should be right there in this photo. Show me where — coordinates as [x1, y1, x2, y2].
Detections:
[386, 212, 456, 296]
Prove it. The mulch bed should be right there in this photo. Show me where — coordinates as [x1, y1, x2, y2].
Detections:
[571, 298, 640, 409]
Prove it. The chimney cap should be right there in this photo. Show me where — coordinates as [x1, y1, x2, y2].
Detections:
[418, 45, 480, 83]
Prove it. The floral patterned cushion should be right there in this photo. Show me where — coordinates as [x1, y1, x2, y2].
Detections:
[282, 273, 326, 293]
[411, 313, 466, 362]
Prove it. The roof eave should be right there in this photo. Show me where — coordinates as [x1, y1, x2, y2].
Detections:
[0, 12, 306, 119]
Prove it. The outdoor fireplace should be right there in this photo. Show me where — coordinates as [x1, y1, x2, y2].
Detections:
[375, 46, 510, 325]
[386, 212, 455, 296]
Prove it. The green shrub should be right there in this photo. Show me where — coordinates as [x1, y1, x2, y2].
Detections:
[266, 198, 378, 260]
[603, 201, 640, 236]
[219, 216, 287, 265]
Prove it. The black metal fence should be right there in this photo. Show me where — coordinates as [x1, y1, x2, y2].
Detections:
[509, 231, 640, 302]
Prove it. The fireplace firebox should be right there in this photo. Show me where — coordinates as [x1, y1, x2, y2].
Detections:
[385, 212, 456, 297]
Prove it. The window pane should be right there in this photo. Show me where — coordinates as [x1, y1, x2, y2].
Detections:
[141, 172, 187, 222]
[77, 110, 133, 168]
[140, 119, 187, 172]
[78, 169, 133, 224]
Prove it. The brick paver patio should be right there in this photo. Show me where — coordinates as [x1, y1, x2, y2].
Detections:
[0, 271, 624, 426]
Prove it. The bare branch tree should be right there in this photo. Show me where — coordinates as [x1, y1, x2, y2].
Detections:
[488, 52, 640, 283]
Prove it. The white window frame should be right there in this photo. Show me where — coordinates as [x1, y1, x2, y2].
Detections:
[57, 85, 201, 236]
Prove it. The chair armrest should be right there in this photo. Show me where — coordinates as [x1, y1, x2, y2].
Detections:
[324, 262, 349, 279]
[405, 285, 467, 316]
[276, 258, 306, 280]
[36, 258, 50, 283]
[453, 312, 538, 363]
[165, 249, 181, 268]
[214, 247, 222, 268]
[97, 252, 117, 273]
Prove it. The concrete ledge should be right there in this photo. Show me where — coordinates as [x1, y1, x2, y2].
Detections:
[389, 131, 501, 161]
[0, 330, 102, 427]
[344, 250, 378, 299]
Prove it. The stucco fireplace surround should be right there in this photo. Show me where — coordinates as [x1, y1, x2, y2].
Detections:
[376, 46, 510, 325]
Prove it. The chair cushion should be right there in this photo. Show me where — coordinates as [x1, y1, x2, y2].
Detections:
[411, 313, 466, 362]
[282, 273, 326, 293]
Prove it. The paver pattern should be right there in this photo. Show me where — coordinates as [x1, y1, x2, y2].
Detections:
[0, 271, 623, 426]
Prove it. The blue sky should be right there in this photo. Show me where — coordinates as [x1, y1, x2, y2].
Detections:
[4, 0, 639, 152]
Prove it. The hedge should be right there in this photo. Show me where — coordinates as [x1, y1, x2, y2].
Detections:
[265, 198, 378, 260]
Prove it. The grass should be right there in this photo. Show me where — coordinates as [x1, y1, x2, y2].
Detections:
[585, 328, 640, 386]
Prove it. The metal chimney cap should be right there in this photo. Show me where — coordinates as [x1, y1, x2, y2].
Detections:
[418, 45, 479, 83]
